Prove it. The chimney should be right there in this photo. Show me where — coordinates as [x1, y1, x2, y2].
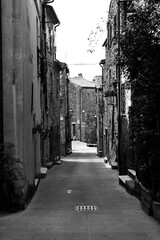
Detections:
[78, 73, 83, 78]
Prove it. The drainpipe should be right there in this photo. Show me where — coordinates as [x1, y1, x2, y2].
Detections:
[117, 0, 122, 175]
[96, 88, 100, 155]
[99, 61, 105, 157]
[0, 0, 3, 154]
[80, 88, 82, 141]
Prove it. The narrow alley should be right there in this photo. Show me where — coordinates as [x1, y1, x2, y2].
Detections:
[0, 141, 160, 240]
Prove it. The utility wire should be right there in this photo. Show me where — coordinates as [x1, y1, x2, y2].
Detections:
[68, 63, 99, 66]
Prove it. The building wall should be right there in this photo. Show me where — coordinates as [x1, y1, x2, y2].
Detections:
[81, 88, 96, 143]
[60, 70, 67, 156]
[103, 0, 132, 172]
[49, 62, 61, 161]
[0, 0, 2, 154]
[1, 0, 42, 209]
[69, 77, 96, 143]
[103, 0, 118, 164]
[69, 82, 81, 140]
[95, 76, 103, 157]
[23, 0, 41, 193]
[60, 65, 71, 156]
[0, 0, 63, 209]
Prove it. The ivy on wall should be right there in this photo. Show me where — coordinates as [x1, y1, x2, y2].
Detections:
[120, 1, 160, 200]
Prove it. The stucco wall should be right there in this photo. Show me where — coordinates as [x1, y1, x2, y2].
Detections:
[2, 0, 41, 208]
[22, 0, 41, 185]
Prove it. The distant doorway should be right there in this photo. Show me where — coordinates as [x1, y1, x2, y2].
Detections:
[72, 123, 76, 140]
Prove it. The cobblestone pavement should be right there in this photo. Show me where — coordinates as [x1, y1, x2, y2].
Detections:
[0, 141, 160, 240]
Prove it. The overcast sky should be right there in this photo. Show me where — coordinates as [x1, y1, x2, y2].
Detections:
[52, 0, 110, 80]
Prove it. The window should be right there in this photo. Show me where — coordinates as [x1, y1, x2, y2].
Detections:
[31, 83, 34, 113]
[107, 22, 112, 49]
[109, 69, 111, 85]
[72, 123, 76, 136]
[114, 15, 117, 37]
[110, 24, 112, 41]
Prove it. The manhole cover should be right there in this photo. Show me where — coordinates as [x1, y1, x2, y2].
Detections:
[75, 206, 98, 211]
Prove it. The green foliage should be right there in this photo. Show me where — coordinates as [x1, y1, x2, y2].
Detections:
[87, 17, 106, 53]
[0, 146, 24, 210]
[120, 1, 160, 200]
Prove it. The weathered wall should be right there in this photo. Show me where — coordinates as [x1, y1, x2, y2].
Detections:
[69, 82, 81, 140]
[81, 88, 96, 143]
[2, 0, 41, 208]
[103, 0, 118, 164]
[69, 80, 96, 143]
[103, 0, 131, 172]
[22, 0, 41, 191]
[60, 67, 69, 156]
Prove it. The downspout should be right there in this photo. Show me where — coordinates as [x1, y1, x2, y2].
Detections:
[80, 88, 82, 141]
[117, 0, 122, 175]
[97, 88, 100, 155]
[0, 0, 3, 154]
[99, 62, 104, 157]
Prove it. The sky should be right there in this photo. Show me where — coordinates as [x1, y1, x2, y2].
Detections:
[51, 0, 110, 81]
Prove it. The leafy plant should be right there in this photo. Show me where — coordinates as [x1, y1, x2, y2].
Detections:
[120, 1, 160, 200]
[0, 145, 25, 210]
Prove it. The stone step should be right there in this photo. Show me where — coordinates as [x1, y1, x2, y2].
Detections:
[34, 178, 39, 187]
[128, 169, 136, 180]
[119, 175, 135, 195]
[119, 175, 132, 185]
[40, 167, 47, 178]
[46, 161, 54, 169]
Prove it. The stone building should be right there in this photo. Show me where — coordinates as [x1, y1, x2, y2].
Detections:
[0, 0, 64, 210]
[94, 75, 104, 157]
[69, 74, 96, 143]
[0, 0, 43, 210]
[102, 0, 132, 173]
[59, 63, 71, 156]
[41, 4, 61, 166]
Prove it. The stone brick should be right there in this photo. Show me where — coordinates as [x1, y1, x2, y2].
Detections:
[69, 74, 96, 143]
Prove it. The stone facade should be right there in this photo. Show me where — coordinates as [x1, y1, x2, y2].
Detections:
[102, 0, 118, 167]
[59, 64, 71, 156]
[102, 0, 132, 173]
[69, 74, 96, 143]
[40, 5, 61, 166]
[94, 75, 104, 157]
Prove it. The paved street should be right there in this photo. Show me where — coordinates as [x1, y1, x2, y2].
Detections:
[0, 141, 160, 240]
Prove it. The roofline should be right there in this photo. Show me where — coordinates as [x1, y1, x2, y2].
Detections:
[81, 86, 96, 89]
[46, 5, 60, 25]
[102, 38, 107, 47]
[69, 79, 95, 89]
[99, 59, 106, 65]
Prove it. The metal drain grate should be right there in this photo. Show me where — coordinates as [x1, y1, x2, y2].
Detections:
[75, 206, 98, 211]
